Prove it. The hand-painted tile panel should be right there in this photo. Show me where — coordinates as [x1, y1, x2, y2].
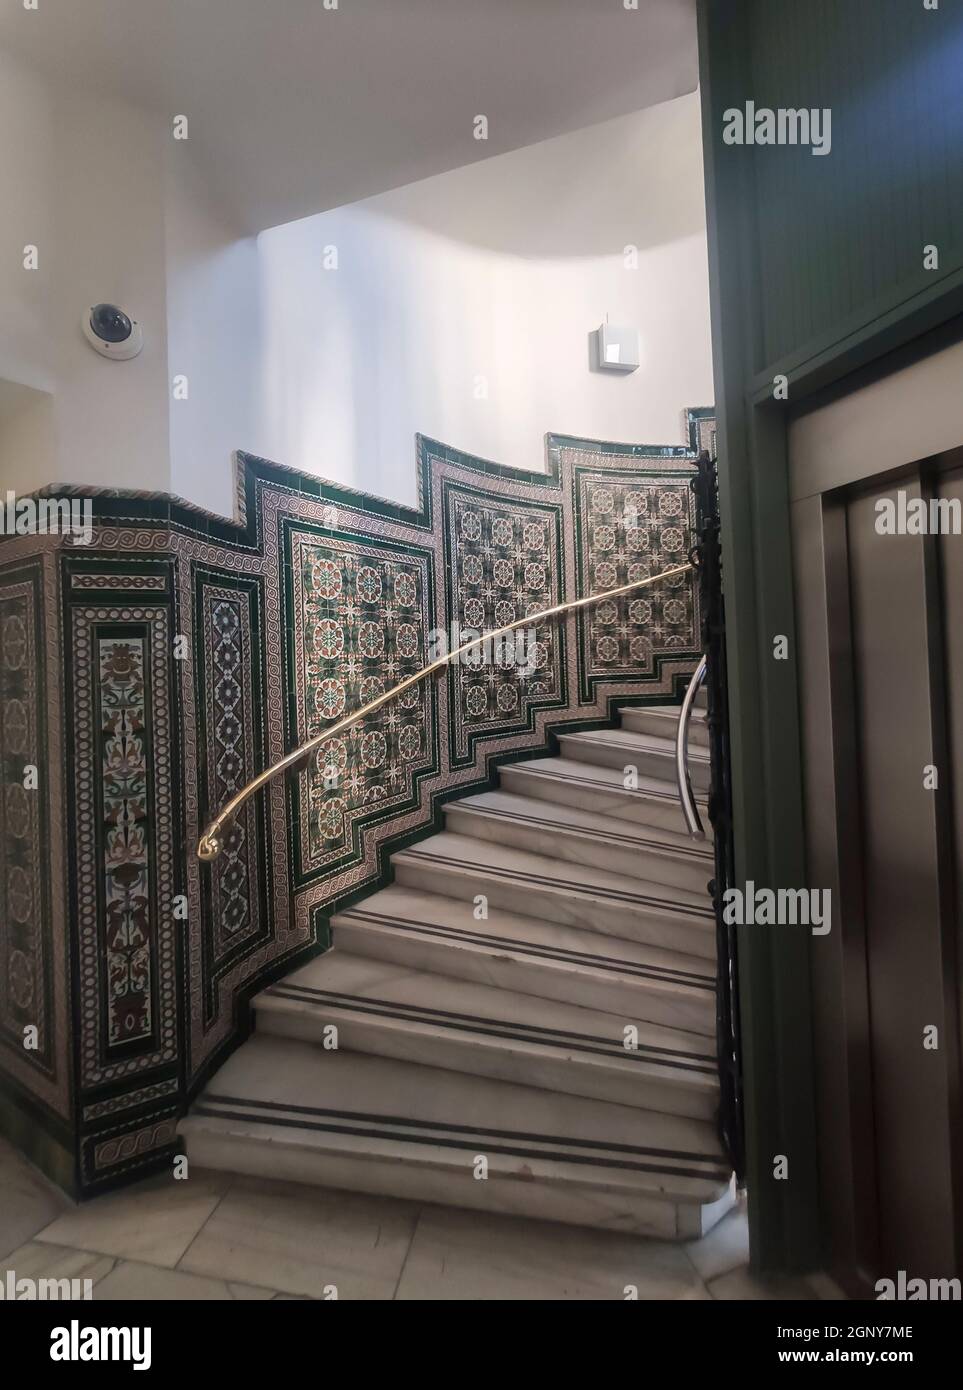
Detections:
[70, 603, 179, 1089]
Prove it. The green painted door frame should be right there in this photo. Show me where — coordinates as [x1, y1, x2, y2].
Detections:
[697, 0, 963, 1273]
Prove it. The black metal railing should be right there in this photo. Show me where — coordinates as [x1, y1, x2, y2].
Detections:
[691, 450, 745, 1182]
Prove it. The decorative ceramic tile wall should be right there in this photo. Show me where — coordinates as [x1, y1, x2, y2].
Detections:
[287, 528, 437, 881]
[193, 570, 270, 1018]
[443, 481, 565, 766]
[0, 567, 53, 1082]
[0, 409, 712, 1195]
[0, 549, 69, 1136]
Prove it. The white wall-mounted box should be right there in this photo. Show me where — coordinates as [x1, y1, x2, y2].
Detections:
[596, 323, 640, 372]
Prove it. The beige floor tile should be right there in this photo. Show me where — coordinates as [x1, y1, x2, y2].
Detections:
[394, 1205, 709, 1301]
[93, 1260, 276, 1300]
[179, 1176, 418, 1300]
[707, 1264, 822, 1300]
[678, 1280, 714, 1299]
[1, 1240, 116, 1294]
[35, 1170, 228, 1269]
[0, 1139, 70, 1260]
[685, 1197, 750, 1281]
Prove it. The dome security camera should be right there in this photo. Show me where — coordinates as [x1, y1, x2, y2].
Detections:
[82, 303, 144, 360]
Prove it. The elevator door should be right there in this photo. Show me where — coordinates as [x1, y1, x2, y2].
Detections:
[793, 458, 963, 1289]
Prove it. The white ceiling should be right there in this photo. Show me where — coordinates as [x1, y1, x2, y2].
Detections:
[0, 0, 698, 234]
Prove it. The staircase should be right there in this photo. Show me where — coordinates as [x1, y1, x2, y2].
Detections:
[182, 690, 736, 1240]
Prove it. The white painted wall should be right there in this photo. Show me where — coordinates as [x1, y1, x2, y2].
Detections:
[1, 50, 711, 520]
[0, 47, 54, 400]
[0, 44, 256, 506]
[255, 93, 713, 509]
[0, 382, 56, 497]
[49, 83, 171, 494]
[0, 47, 169, 494]
[164, 146, 259, 515]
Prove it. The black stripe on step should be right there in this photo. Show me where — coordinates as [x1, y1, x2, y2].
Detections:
[507, 764, 700, 804]
[565, 732, 708, 761]
[450, 802, 712, 861]
[338, 910, 716, 989]
[203, 1092, 723, 1164]
[399, 849, 713, 920]
[264, 983, 716, 1074]
[195, 1098, 730, 1181]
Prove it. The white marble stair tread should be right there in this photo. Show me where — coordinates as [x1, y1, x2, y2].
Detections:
[254, 949, 718, 1119]
[559, 728, 711, 790]
[392, 831, 716, 960]
[445, 789, 712, 893]
[182, 1035, 734, 1239]
[333, 886, 717, 1037]
[618, 704, 710, 748]
[500, 756, 708, 831]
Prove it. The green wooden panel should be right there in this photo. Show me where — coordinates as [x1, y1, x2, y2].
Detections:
[698, 0, 963, 1277]
[747, 0, 963, 370]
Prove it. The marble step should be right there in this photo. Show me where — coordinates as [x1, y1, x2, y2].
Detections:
[558, 728, 711, 792]
[619, 703, 710, 749]
[445, 789, 713, 896]
[333, 886, 717, 1037]
[392, 832, 716, 960]
[182, 1035, 735, 1240]
[500, 755, 708, 833]
[254, 950, 718, 1119]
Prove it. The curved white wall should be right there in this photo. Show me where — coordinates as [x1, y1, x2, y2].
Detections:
[1, 54, 712, 519]
[254, 92, 713, 511]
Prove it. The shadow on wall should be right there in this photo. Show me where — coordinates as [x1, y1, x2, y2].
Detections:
[366, 96, 707, 258]
[253, 93, 714, 505]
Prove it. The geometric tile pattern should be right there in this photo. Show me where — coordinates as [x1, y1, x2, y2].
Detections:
[288, 529, 436, 882]
[194, 570, 269, 1021]
[574, 470, 700, 696]
[0, 408, 711, 1195]
[444, 481, 564, 765]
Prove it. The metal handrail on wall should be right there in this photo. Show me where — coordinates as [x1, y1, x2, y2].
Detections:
[676, 655, 707, 839]
[196, 560, 696, 861]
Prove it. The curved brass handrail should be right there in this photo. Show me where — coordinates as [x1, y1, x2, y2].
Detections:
[197, 560, 694, 860]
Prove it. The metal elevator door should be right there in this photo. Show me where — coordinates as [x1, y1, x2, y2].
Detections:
[793, 457, 963, 1289]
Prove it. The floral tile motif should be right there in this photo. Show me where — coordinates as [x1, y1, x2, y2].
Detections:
[70, 601, 179, 1095]
[445, 483, 564, 765]
[99, 636, 152, 1045]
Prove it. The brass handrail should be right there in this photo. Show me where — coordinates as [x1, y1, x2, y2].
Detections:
[197, 561, 694, 860]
